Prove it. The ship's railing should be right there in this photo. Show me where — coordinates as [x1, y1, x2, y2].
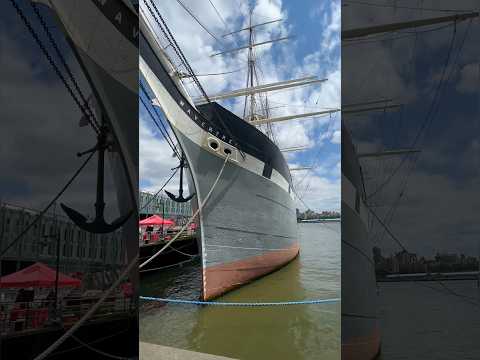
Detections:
[139, 229, 196, 246]
[0, 295, 135, 337]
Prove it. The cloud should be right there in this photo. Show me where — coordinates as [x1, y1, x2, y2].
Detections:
[0, 20, 123, 219]
[456, 62, 478, 93]
[331, 130, 341, 144]
[138, 113, 180, 194]
[140, 0, 340, 211]
[342, 0, 480, 256]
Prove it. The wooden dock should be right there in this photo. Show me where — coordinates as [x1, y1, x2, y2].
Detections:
[140, 342, 237, 360]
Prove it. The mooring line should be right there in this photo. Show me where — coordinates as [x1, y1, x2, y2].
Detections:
[33, 254, 139, 360]
[139, 256, 199, 273]
[140, 296, 340, 306]
[139, 154, 230, 269]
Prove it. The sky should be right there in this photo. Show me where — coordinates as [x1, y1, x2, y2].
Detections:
[139, 0, 341, 212]
[0, 1, 132, 220]
[342, 0, 480, 257]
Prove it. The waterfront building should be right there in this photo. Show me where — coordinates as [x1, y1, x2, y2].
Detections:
[139, 191, 192, 222]
[0, 203, 126, 276]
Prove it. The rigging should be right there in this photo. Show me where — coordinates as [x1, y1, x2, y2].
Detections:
[174, 0, 223, 43]
[139, 81, 182, 160]
[9, 0, 100, 134]
[207, 0, 227, 29]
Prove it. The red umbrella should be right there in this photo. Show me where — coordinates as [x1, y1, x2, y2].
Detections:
[0, 262, 81, 288]
[139, 215, 175, 226]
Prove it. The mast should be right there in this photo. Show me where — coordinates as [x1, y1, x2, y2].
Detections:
[244, 10, 255, 123]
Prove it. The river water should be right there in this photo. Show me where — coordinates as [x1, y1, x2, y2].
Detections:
[140, 222, 340, 360]
[378, 280, 480, 359]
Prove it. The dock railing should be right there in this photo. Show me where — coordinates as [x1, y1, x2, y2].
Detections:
[0, 294, 135, 337]
[139, 229, 196, 246]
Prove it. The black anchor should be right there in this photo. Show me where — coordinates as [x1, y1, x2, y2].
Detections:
[61, 123, 132, 234]
[165, 154, 195, 203]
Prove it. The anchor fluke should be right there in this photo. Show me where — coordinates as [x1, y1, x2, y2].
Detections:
[165, 190, 195, 203]
[61, 204, 132, 234]
[165, 154, 195, 203]
[61, 122, 132, 234]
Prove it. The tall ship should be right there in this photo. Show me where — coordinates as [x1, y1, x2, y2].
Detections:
[139, 1, 334, 300]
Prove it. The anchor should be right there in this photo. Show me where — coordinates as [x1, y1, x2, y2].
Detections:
[165, 154, 195, 203]
[61, 122, 132, 234]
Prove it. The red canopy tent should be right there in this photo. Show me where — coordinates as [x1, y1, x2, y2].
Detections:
[139, 215, 175, 226]
[0, 262, 81, 288]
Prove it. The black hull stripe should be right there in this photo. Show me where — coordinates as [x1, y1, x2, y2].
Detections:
[92, 0, 139, 47]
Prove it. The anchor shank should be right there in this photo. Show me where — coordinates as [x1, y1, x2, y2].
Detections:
[61, 122, 132, 233]
[95, 133, 106, 220]
[178, 155, 184, 197]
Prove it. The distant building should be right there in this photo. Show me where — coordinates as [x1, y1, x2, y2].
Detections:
[296, 209, 341, 220]
[435, 253, 459, 265]
[387, 250, 419, 274]
[0, 203, 126, 276]
[396, 250, 417, 265]
[139, 191, 192, 221]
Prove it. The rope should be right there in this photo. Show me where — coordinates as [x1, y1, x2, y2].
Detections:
[142, 1, 245, 155]
[207, 0, 228, 29]
[9, 0, 100, 134]
[70, 334, 133, 360]
[366, 21, 458, 200]
[174, 0, 222, 43]
[169, 245, 197, 257]
[0, 151, 95, 259]
[33, 254, 139, 360]
[49, 328, 130, 357]
[140, 154, 230, 269]
[140, 296, 340, 306]
[139, 257, 199, 273]
[30, 2, 100, 132]
[139, 82, 181, 159]
[143, 0, 211, 103]
[140, 168, 179, 212]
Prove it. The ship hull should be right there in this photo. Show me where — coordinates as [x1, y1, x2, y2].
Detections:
[341, 199, 380, 360]
[140, 18, 299, 300]
[341, 124, 381, 359]
[176, 132, 299, 299]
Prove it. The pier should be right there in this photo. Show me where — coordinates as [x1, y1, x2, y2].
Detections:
[377, 271, 480, 282]
[140, 342, 237, 360]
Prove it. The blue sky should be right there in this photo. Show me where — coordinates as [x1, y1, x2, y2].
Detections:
[139, 0, 341, 211]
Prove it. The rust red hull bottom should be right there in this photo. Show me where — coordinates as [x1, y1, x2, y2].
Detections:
[202, 242, 300, 300]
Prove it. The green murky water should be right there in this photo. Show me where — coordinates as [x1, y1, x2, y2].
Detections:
[140, 222, 340, 360]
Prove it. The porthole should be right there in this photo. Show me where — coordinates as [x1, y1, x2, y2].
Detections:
[209, 140, 219, 151]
